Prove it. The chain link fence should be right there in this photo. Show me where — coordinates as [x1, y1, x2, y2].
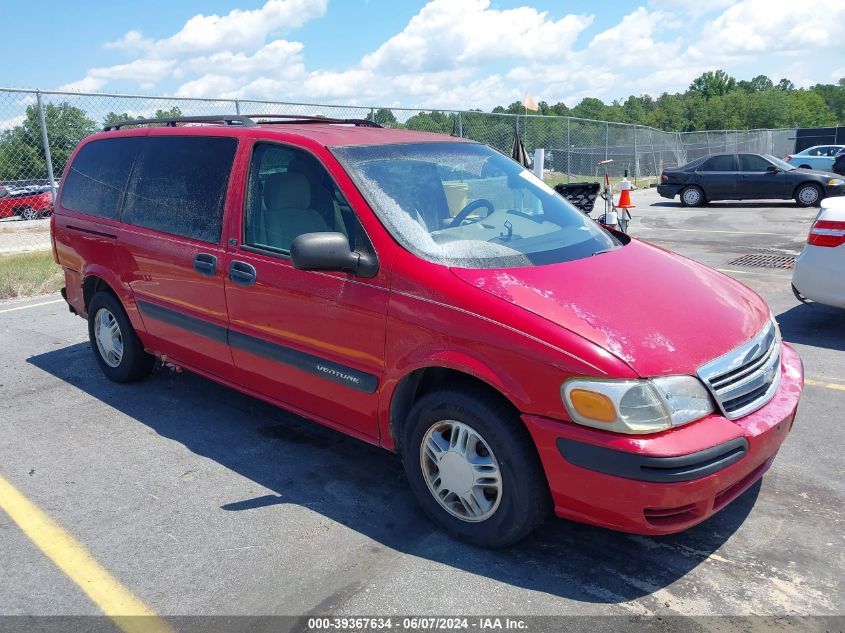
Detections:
[0, 87, 798, 253]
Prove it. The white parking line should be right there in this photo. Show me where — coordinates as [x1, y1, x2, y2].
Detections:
[715, 268, 789, 276]
[637, 227, 790, 237]
[0, 299, 63, 314]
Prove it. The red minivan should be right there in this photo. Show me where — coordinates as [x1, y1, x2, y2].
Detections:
[51, 114, 803, 547]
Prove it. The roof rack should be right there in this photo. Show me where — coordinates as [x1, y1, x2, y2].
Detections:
[103, 114, 257, 131]
[245, 114, 382, 128]
[102, 113, 383, 131]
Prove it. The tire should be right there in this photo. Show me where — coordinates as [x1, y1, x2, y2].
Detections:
[794, 183, 822, 207]
[798, 164, 812, 169]
[19, 206, 38, 221]
[679, 185, 705, 207]
[792, 284, 811, 304]
[87, 291, 154, 383]
[401, 388, 551, 548]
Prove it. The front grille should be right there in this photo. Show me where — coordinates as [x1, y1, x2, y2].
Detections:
[697, 321, 781, 420]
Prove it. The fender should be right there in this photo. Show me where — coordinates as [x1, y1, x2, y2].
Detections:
[378, 345, 533, 451]
[80, 263, 147, 335]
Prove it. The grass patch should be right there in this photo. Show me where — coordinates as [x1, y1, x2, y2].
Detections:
[0, 250, 64, 299]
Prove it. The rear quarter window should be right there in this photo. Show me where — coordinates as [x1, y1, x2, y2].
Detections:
[700, 155, 736, 171]
[60, 137, 143, 219]
[121, 136, 237, 243]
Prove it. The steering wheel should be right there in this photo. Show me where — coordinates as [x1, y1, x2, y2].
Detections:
[451, 198, 494, 226]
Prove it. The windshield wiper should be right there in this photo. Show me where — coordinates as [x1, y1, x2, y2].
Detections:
[592, 248, 613, 256]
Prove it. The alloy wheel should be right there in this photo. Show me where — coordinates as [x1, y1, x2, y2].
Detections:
[94, 308, 124, 368]
[419, 420, 502, 522]
[20, 207, 39, 221]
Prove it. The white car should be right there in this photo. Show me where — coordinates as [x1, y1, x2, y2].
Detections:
[792, 196, 845, 308]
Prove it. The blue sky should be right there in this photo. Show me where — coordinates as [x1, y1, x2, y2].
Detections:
[2, 0, 843, 110]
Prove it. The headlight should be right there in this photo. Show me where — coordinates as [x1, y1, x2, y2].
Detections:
[828, 178, 844, 186]
[561, 375, 714, 434]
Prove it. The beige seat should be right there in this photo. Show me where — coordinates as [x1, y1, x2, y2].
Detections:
[261, 172, 329, 251]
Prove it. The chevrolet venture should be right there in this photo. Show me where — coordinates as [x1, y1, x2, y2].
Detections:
[52, 115, 804, 547]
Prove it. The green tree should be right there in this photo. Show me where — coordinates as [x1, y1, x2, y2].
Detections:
[366, 108, 400, 127]
[689, 70, 737, 99]
[0, 102, 96, 180]
[776, 78, 795, 92]
[102, 111, 139, 128]
[154, 106, 183, 119]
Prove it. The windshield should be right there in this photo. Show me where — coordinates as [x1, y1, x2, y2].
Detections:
[332, 142, 621, 268]
[766, 155, 796, 171]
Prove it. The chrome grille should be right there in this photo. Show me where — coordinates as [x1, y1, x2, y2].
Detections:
[697, 321, 781, 420]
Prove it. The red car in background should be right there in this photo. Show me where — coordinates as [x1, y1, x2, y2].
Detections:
[0, 183, 54, 220]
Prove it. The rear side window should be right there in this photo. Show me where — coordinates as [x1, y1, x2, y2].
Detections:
[700, 155, 736, 171]
[122, 136, 237, 243]
[60, 137, 143, 219]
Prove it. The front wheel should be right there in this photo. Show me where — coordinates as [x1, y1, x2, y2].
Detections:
[19, 206, 39, 221]
[87, 291, 154, 382]
[795, 183, 822, 207]
[401, 388, 550, 548]
[679, 186, 705, 207]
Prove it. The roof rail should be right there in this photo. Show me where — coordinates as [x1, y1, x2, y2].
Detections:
[103, 114, 257, 131]
[102, 113, 383, 132]
[245, 114, 383, 128]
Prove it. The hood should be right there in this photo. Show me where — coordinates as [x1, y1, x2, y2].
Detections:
[793, 167, 838, 178]
[450, 240, 770, 377]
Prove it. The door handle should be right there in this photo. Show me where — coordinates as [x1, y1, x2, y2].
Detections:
[193, 253, 217, 276]
[229, 260, 257, 286]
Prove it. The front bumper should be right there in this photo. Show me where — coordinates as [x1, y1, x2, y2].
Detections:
[656, 183, 682, 199]
[822, 183, 845, 197]
[523, 342, 803, 534]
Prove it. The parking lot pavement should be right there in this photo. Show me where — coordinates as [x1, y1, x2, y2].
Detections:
[1, 193, 843, 624]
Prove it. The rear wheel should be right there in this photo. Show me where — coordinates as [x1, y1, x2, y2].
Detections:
[401, 388, 550, 548]
[87, 291, 154, 382]
[680, 185, 705, 207]
[795, 183, 822, 207]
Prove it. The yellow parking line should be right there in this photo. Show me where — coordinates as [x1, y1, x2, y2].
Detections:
[0, 299, 63, 314]
[805, 378, 845, 392]
[0, 473, 174, 633]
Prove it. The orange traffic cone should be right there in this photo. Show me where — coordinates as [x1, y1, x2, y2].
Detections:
[617, 188, 635, 209]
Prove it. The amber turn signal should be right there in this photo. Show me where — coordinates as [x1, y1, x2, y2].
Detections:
[568, 389, 616, 422]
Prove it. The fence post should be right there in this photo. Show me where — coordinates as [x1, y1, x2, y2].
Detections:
[36, 91, 57, 198]
[234, 99, 241, 115]
[605, 122, 609, 162]
[566, 117, 571, 184]
[649, 128, 658, 181]
[457, 111, 463, 138]
[633, 125, 638, 186]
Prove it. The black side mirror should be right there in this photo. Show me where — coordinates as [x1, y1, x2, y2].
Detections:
[290, 232, 378, 278]
[766, 165, 780, 173]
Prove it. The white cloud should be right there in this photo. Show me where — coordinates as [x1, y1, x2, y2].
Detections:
[54, 0, 845, 111]
[361, 0, 592, 73]
[690, 0, 845, 60]
[0, 114, 25, 131]
[59, 59, 176, 93]
[105, 30, 154, 52]
[61, 0, 325, 94]
[109, 0, 327, 56]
